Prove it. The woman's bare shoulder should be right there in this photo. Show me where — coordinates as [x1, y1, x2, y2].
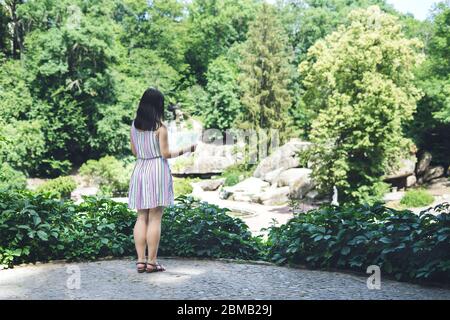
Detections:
[158, 123, 168, 131]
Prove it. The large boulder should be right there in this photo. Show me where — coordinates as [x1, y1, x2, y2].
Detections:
[384, 157, 417, 181]
[198, 178, 225, 191]
[171, 142, 244, 175]
[423, 166, 445, 183]
[266, 168, 315, 200]
[289, 174, 315, 199]
[257, 186, 290, 206]
[406, 175, 417, 188]
[275, 168, 312, 188]
[224, 177, 270, 202]
[416, 151, 432, 176]
[263, 168, 284, 184]
[253, 139, 312, 179]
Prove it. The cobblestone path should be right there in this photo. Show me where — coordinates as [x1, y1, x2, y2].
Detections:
[1, 258, 449, 300]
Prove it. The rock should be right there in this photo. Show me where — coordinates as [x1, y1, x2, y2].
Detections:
[263, 168, 284, 184]
[423, 166, 445, 183]
[416, 151, 432, 176]
[275, 168, 312, 188]
[253, 139, 312, 179]
[289, 172, 315, 199]
[171, 141, 244, 175]
[219, 189, 232, 200]
[224, 177, 270, 202]
[198, 179, 225, 191]
[406, 175, 417, 188]
[384, 157, 417, 181]
[226, 177, 270, 193]
[305, 190, 323, 203]
[232, 193, 254, 203]
[257, 186, 290, 206]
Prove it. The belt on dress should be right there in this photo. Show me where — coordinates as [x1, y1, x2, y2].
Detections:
[137, 156, 162, 160]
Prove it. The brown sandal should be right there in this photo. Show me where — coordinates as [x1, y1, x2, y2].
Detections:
[136, 262, 146, 273]
[146, 262, 166, 273]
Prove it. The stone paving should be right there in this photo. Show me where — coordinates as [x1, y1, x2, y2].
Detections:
[1, 258, 449, 300]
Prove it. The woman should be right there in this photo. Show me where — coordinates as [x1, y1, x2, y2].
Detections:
[128, 88, 197, 273]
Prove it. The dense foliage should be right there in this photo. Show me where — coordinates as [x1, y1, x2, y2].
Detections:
[238, 3, 293, 140]
[36, 176, 77, 199]
[1, 189, 449, 285]
[300, 6, 424, 203]
[160, 196, 263, 259]
[267, 202, 450, 283]
[0, 191, 263, 268]
[1, 0, 449, 203]
[409, 3, 450, 167]
[79, 156, 133, 196]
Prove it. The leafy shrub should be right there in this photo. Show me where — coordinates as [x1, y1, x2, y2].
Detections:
[36, 176, 77, 199]
[160, 196, 263, 260]
[400, 189, 435, 208]
[79, 156, 132, 197]
[222, 163, 254, 187]
[0, 191, 263, 268]
[0, 191, 136, 267]
[0, 163, 27, 191]
[173, 178, 194, 197]
[267, 203, 450, 283]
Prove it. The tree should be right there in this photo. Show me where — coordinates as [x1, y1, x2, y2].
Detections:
[185, 0, 258, 84]
[115, 0, 188, 73]
[201, 56, 241, 131]
[409, 1, 450, 166]
[0, 0, 26, 58]
[300, 6, 424, 203]
[238, 3, 294, 139]
[19, 0, 119, 167]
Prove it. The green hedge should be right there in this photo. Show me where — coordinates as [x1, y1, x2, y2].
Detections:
[0, 191, 262, 268]
[267, 203, 450, 283]
[36, 176, 77, 199]
[1, 188, 449, 285]
[79, 156, 132, 197]
[160, 196, 263, 260]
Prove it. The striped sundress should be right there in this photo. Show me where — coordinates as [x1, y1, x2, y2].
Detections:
[128, 121, 174, 210]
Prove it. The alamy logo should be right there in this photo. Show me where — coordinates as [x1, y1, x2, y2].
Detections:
[366, 265, 381, 290]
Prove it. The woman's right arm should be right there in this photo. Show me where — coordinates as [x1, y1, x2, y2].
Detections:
[130, 131, 137, 157]
[158, 125, 197, 159]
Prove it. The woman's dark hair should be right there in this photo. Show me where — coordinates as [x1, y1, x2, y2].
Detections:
[134, 88, 164, 131]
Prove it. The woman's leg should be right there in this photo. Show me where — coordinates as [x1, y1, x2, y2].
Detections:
[146, 206, 163, 264]
[134, 209, 149, 262]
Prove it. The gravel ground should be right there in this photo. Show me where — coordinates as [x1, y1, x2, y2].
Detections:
[1, 258, 449, 300]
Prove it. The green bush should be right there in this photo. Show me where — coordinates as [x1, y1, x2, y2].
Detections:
[79, 156, 132, 197]
[173, 178, 194, 197]
[400, 189, 435, 208]
[0, 191, 263, 268]
[160, 196, 263, 260]
[0, 191, 136, 267]
[267, 203, 450, 283]
[36, 176, 77, 199]
[0, 163, 27, 191]
[222, 164, 254, 187]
